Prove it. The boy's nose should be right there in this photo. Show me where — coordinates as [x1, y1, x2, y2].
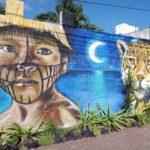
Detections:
[17, 61, 37, 77]
[17, 65, 36, 72]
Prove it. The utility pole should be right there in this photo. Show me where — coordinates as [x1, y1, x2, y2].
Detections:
[112, 15, 115, 34]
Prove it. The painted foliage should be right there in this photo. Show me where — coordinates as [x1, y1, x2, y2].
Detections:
[0, 0, 149, 128]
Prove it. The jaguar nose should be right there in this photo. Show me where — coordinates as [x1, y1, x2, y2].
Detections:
[136, 74, 144, 81]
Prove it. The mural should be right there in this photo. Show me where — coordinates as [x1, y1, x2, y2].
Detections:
[0, 0, 80, 128]
[0, 0, 149, 128]
[0, 26, 80, 128]
[117, 40, 150, 106]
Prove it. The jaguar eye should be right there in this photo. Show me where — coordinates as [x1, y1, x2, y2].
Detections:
[147, 59, 150, 65]
[0, 45, 15, 53]
[129, 58, 135, 65]
[36, 48, 52, 55]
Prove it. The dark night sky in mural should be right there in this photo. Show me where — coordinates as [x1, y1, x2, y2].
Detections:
[56, 28, 141, 112]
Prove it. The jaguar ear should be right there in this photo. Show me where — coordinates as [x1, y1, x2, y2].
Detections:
[117, 40, 128, 58]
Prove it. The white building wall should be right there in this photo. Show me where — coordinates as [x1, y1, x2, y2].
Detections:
[127, 28, 150, 40]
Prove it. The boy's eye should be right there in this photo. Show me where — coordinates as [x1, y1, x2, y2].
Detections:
[0, 45, 16, 53]
[36, 48, 52, 55]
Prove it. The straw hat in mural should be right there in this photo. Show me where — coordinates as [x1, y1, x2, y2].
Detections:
[0, 0, 80, 128]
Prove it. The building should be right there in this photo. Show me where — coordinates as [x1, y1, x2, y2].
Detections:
[115, 23, 139, 35]
[126, 28, 150, 40]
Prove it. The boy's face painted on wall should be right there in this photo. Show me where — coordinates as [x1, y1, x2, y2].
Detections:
[0, 34, 68, 104]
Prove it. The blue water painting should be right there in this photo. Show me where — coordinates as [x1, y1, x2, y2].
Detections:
[0, 88, 12, 113]
[56, 70, 124, 112]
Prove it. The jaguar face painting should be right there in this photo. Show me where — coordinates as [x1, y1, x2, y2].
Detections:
[0, 26, 80, 128]
[117, 40, 150, 104]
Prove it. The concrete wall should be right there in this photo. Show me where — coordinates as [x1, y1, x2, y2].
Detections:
[127, 28, 150, 40]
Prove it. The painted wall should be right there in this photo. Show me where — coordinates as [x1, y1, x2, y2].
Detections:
[1, 25, 149, 126]
[57, 28, 126, 112]
[0, 0, 150, 128]
[57, 27, 150, 112]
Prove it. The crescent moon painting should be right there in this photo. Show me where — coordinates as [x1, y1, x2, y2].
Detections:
[89, 41, 105, 63]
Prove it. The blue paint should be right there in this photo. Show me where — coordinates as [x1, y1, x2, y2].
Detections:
[0, 27, 143, 112]
[0, 88, 12, 113]
[56, 70, 124, 112]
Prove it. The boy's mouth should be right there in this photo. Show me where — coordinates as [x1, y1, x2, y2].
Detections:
[12, 79, 38, 87]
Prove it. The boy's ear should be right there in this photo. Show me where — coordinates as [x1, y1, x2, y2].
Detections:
[117, 40, 128, 58]
[61, 56, 68, 74]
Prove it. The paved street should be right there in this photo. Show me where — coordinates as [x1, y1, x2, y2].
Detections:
[35, 125, 150, 150]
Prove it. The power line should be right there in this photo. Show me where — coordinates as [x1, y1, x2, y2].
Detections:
[74, 0, 150, 12]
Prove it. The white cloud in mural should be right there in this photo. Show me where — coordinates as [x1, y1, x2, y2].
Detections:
[89, 41, 105, 63]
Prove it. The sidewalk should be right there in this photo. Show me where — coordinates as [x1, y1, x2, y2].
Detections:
[35, 125, 150, 150]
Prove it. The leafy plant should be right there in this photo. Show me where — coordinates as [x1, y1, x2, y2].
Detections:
[97, 104, 133, 132]
[80, 103, 134, 136]
[0, 102, 149, 149]
[80, 104, 102, 136]
[130, 102, 150, 126]
[1, 118, 50, 149]
[41, 121, 64, 143]
[0, 119, 65, 148]
[124, 70, 137, 110]
[143, 103, 150, 114]
[143, 109, 150, 124]
[129, 112, 146, 126]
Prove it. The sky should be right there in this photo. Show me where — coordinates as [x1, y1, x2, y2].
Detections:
[1, 0, 150, 33]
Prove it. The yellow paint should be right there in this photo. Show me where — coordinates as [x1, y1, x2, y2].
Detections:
[6, 0, 24, 17]
[0, 0, 71, 49]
